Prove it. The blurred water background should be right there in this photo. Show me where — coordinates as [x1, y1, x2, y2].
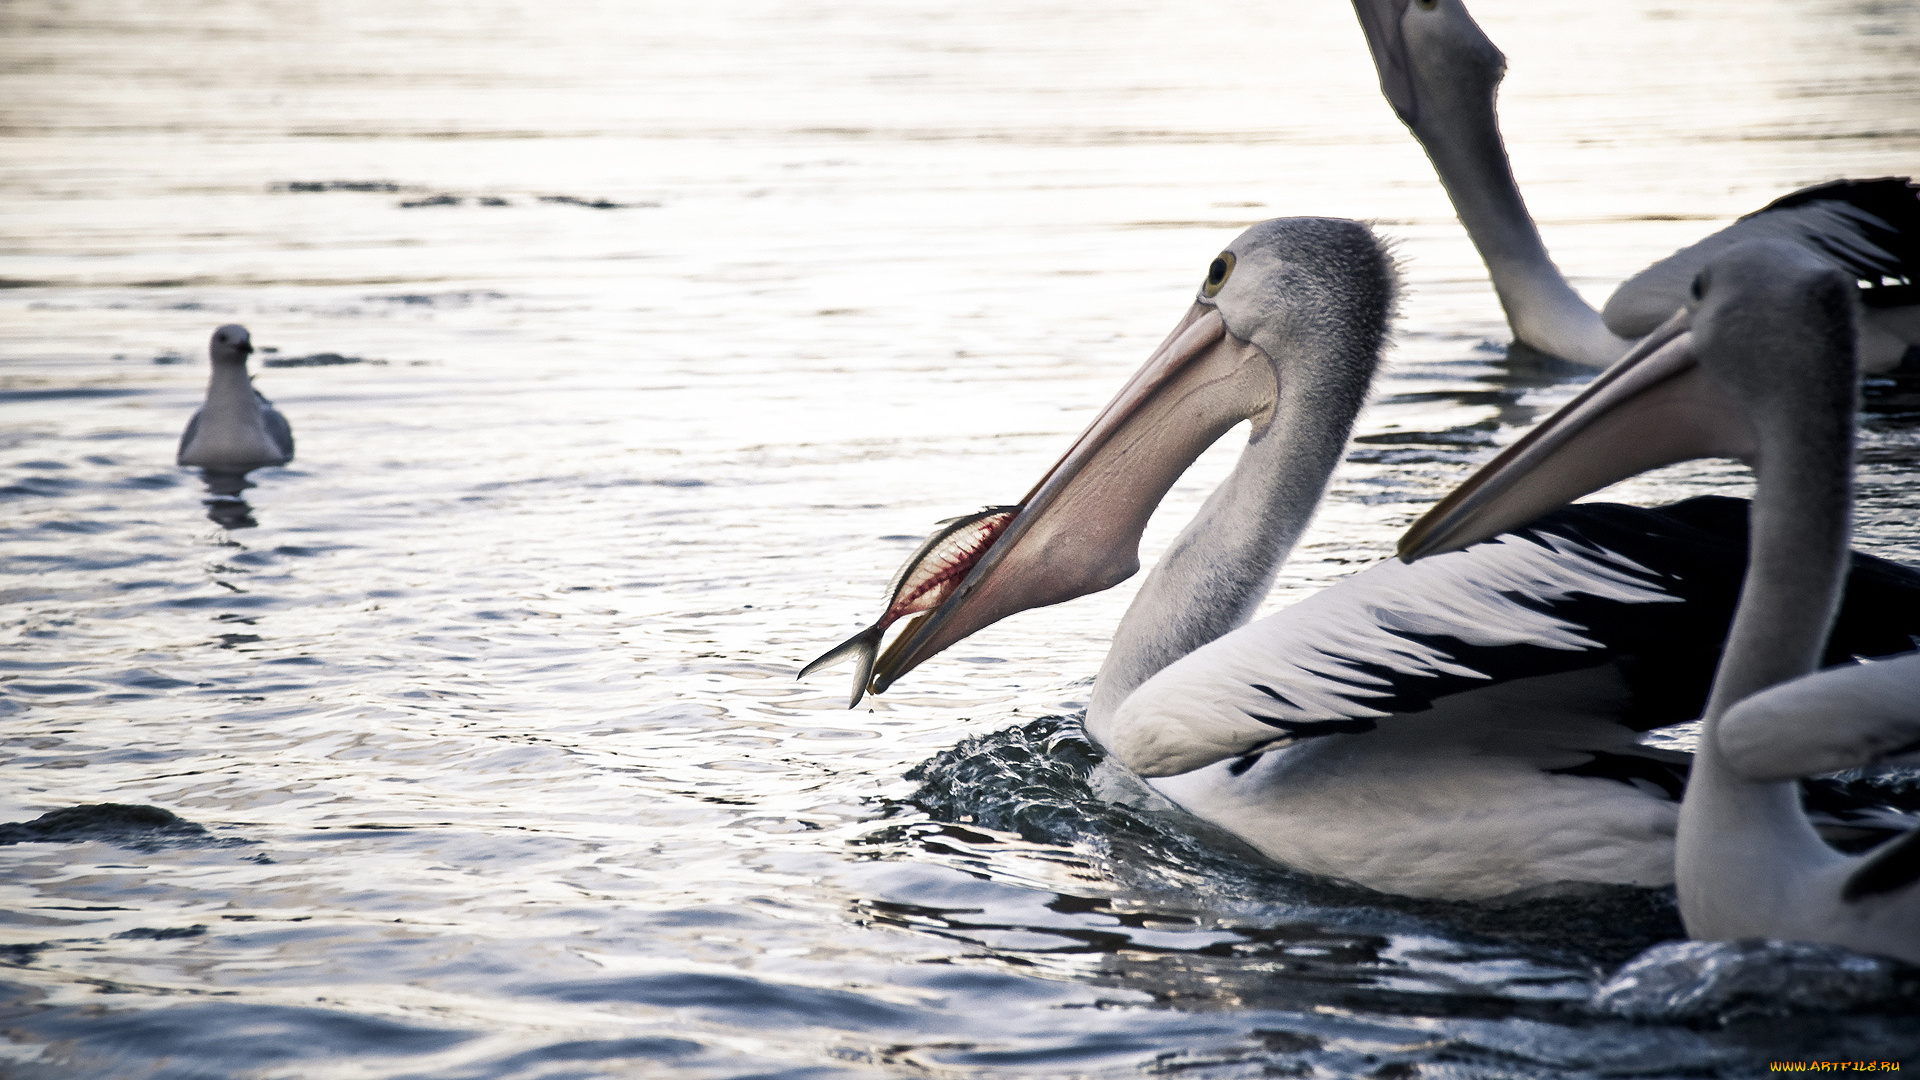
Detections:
[3, 0, 1919, 1076]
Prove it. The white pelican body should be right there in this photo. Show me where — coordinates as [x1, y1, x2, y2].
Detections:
[836, 219, 1920, 901]
[177, 324, 294, 472]
[1402, 239, 1920, 959]
[1350, 0, 1920, 373]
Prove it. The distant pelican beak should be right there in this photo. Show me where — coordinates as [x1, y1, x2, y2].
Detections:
[869, 302, 1278, 693]
[1398, 309, 1756, 561]
[1350, 0, 1418, 125]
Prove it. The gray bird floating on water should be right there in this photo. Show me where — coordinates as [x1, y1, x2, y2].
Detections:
[1401, 239, 1920, 963]
[177, 324, 295, 473]
[806, 218, 1920, 901]
[1349, 0, 1920, 373]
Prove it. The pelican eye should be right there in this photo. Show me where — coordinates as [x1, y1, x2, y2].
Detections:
[1202, 251, 1236, 298]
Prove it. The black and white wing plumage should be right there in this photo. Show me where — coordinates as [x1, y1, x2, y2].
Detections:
[1100, 497, 1920, 778]
[1604, 177, 1920, 339]
[1094, 497, 1918, 899]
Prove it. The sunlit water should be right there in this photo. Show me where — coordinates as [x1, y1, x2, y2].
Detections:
[4, 1, 1919, 1076]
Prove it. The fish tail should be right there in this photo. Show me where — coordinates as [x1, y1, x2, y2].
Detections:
[799, 624, 884, 708]
[845, 633, 880, 710]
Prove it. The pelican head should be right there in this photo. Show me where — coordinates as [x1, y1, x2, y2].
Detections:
[1393, 241, 1920, 961]
[865, 217, 1395, 698]
[210, 324, 255, 366]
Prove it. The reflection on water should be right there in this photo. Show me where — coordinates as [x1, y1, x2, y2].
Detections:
[2, 0, 1919, 1075]
[197, 470, 260, 529]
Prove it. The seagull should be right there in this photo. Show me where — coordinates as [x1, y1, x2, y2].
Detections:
[177, 324, 295, 473]
[1348, 0, 1920, 372]
[815, 218, 1920, 900]
[1400, 238, 1920, 961]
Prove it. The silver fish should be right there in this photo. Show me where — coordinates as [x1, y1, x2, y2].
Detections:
[802, 506, 1019, 708]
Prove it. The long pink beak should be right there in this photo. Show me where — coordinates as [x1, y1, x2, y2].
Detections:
[1398, 309, 1758, 561]
[869, 301, 1281, 693]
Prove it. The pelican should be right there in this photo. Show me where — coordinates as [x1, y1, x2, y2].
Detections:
[1401, 239, 1920, 961]
[820, 218, 1920, 900]
[1349, 0, 1920, 372]
[177, 324, 295, 472]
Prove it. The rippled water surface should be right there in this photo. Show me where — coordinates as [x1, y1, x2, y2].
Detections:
[4, 1, 1920, 1076]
